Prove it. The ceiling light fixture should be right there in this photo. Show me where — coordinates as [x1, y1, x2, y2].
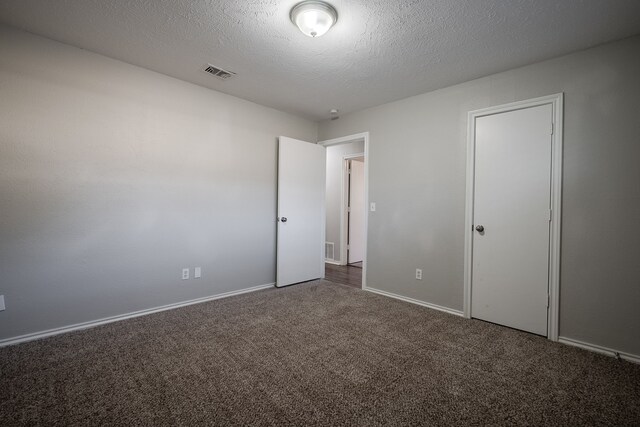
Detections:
[290, 1, 338, 38]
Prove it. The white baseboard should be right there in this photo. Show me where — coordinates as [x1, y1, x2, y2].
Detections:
[0, 283, 275, 348]
[363, 286, 464, 317]
[558, 336, 640, 364]
[324, 259, 343, 265]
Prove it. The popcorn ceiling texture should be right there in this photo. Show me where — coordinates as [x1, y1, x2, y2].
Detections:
[1, 0, 639, 120]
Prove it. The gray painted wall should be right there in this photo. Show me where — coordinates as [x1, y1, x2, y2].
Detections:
[318, 35, 640, 356]
[325, 140, 365, 262]
[0, 25, 317, 341]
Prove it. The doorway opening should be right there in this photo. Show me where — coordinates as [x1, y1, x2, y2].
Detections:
[346, 156, 365, 268]
[318, 133, 369, 289]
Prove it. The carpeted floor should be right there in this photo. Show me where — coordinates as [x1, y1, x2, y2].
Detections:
[1, 281, 639, 426]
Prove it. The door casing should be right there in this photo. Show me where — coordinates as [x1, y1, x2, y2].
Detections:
[463, 93, 564, 341]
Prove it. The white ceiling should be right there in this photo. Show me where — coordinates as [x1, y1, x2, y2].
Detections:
[1, 0, 640, 121]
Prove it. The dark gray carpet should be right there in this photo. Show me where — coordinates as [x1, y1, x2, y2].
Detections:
[1, 281, 639, 426]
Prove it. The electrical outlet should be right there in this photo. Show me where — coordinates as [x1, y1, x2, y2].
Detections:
[194, 267, 202, 279]
[0, 295, 5, 311]
[416, 269, 422, 280]
[182, 268, 189, 280]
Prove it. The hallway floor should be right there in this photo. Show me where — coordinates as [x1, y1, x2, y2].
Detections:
[325, 263, 362, 288]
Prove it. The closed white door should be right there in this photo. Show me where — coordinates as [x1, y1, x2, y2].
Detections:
[471, 104, 552, 336]
[276, 137, 326, 287]
[347, 159, 365, 264]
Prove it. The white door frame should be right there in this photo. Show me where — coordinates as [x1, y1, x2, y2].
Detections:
[318, 132, 370, 289]
[463, 94, 563, 341]
[342, 153, 365, 265]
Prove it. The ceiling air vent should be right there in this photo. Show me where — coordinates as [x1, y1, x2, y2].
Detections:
[203, 64, 236, 80]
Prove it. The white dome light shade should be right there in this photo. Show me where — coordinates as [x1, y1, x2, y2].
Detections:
[290, 1, 338, 38]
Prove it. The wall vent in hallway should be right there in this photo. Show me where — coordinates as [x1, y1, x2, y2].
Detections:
[325, 242, 335, 260]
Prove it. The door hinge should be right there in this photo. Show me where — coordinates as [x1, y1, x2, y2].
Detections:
[548, 209, 552, 222]
[347, 206, 351, 213]
[546, 294, 550, 308]
[550, 122, 554, 135]
[347, 244, 350, 250]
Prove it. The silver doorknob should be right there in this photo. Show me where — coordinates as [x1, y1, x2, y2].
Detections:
[281, 217, 287, 223]
[475, 225, 484, 232]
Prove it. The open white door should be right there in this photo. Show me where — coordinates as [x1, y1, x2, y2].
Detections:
[277, 137, 326, 287]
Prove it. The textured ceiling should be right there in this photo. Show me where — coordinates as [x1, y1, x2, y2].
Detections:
[1, 0, 640, 121]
